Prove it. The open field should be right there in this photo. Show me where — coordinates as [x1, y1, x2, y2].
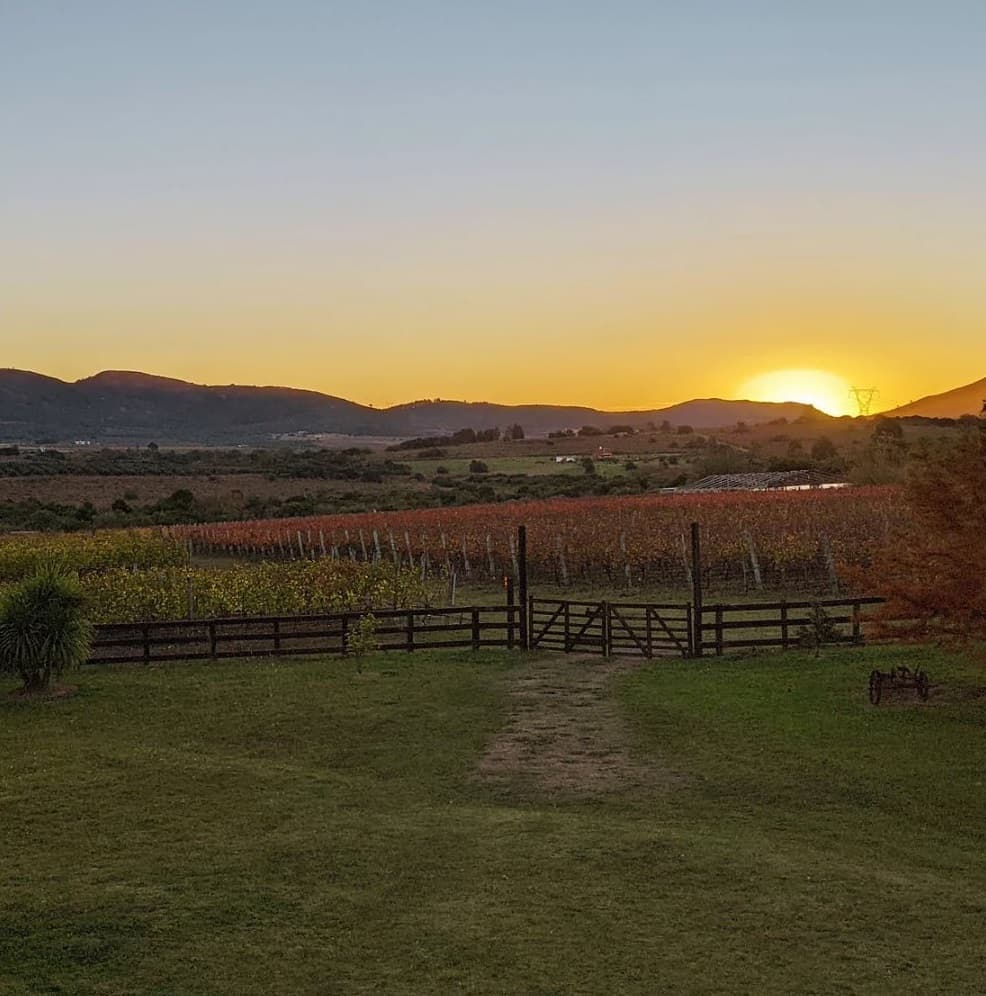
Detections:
[402, 454, 661, 478]
[0, 473, 421, 509]
[2, 644, 985, 994]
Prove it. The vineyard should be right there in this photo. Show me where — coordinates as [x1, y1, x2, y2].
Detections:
[0, 530, 184, 581]
[0, 530, 439, 624]
[0, 488, 900, 624]
[175, 487, 901, 592]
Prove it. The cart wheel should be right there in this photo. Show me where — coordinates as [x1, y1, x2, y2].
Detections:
[917, 671, 930, 701]
[869, 670, 882, 706]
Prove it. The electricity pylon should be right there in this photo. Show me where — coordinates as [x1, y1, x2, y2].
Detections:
[849, 387, 878, 418]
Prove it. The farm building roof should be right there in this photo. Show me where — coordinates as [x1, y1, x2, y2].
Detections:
[683, 470, 849, 492]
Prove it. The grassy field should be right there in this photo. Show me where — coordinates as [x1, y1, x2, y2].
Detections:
[403, 454, 663, 478]
[2, 644, 985, 994]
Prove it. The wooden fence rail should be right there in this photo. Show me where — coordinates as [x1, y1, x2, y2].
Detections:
[87, 605, 521, 666]
[698, 596, 885, 656]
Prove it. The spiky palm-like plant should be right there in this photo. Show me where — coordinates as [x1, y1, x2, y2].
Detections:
[0, 566, 93, 694]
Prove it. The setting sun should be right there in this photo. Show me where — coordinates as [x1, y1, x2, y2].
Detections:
[738, 369, 853, 417]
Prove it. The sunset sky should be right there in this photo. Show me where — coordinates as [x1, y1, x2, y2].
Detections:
[3, 3, 985, 415]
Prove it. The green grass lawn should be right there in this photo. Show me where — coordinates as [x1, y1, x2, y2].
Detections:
[2, 644, 985, 994]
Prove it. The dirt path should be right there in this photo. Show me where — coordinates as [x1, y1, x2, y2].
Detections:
[477, 654, 674, 798]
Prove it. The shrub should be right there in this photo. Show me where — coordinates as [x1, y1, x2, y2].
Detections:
[346, 613, 379, 669]
[0, 565, 93, 694]
[797, 603, 842, 657]
[469, 460, 489, 474]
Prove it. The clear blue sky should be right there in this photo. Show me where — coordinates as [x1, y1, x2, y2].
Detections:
[3, 2, 985, 411]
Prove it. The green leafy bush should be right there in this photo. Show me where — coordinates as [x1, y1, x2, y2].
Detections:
[0, 565, 93, 693]
[346, 613, 379, 667]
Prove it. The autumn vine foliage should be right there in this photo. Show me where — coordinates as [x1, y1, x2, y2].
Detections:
[175, 486, 899, 588]
[868, 428, 986, 642]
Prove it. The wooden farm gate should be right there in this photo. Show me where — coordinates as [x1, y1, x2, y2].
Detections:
[528, 598, 693, 658]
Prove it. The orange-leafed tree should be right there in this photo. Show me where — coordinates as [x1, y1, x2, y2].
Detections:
[870, 426, 986, 642]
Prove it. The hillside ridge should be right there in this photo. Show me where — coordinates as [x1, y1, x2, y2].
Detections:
[0, 367, 829, 443]
[882, 376, 986, 419]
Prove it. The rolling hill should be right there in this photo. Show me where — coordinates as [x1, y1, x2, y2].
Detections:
[0, 368, 828, 444]
[882, 377, 986, 419]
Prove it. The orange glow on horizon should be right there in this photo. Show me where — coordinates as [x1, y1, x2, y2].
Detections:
[737, 369, 854, 417]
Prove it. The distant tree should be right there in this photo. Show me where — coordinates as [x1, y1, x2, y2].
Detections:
[507, 423, 525, 440]
[872, 417, 904, 440]
[660, 420, 673, 432]
[581, 457, 597, 476]
[734, 421, 749, 434]
[469, 460, 489, 474]
[810, 436, 837, 461]
[163, 488, 195, 511]
[868, 428, 986, 644]
[147, 441, 159, 451]
[675, 424, 693, 435]
[577, 425, 604, 437]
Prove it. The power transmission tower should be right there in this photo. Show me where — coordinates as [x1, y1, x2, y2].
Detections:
[849, 387, 878, 417]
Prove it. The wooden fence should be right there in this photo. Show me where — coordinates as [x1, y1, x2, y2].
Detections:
[85, 595, 886, 667]
[528, 595, 883, 659]
[87, 605, 521, 666]
[697, 596, 886, 656]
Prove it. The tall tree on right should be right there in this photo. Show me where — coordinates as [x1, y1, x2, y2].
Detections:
[871, 427, 986, 642]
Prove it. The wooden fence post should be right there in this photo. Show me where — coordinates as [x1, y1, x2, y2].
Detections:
[472, 607, 481, 650]
[407, 610, 415, 652]
[518, 525, 529, 650]
[691, 523, 703, 658]
[780, 601, 789, 649]
[142, 625, 150, 665]
[505, 576, 515, 649]
[714, 607, 724, 657]
[744, 530, 763, 590]
[209, 621, 217, 659]
[602, 600, 611, 657]
[852, 600, 862, 644]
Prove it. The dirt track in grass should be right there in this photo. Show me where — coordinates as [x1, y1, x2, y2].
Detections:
[477, 654, 678, 798]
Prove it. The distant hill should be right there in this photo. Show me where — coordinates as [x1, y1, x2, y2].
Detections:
[0, 368, 828, 444]
[882, 377, 986, 419]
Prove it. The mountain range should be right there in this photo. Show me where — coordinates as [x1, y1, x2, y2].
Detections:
[0, 369, 825, 444]
[2, 369, 981, 444]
